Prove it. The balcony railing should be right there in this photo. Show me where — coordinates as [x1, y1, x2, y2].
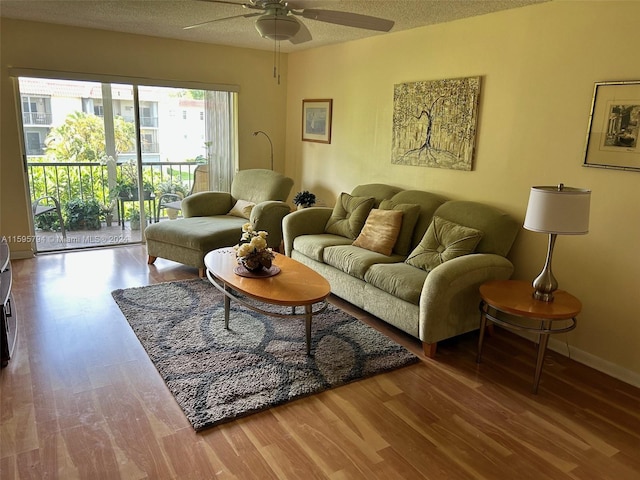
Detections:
[28, 160, 204, 212]
[23, 112, 53, 125]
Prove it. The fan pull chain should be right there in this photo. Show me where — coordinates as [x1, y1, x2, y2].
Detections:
[273, 16, 278, 82]
[273, 36, 277, 79]
[269, 16, 281, 85]
[271, 39, 281, 85]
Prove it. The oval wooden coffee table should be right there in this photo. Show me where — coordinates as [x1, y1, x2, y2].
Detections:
[204, 248, 331, 354]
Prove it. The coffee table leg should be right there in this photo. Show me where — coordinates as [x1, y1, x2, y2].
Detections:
[224, 284, 231, 329]
[305, 304, 312, 355]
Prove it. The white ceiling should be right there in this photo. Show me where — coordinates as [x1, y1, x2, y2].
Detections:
[0, 0, 547, 53]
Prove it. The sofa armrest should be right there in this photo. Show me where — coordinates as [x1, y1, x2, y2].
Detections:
[182, 192, 233, 217]
[282, 207, 333, 256]
[419, 253, 515, 344]
[250, 201, 292, 250]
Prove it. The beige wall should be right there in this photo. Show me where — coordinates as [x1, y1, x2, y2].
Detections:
[0, 18, 288, 258]
[285, 1, 640, 384]
[1, 3, 638, 385]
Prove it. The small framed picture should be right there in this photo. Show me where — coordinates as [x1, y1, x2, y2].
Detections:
[584, 80, 640, 171]
[302, 99, 332, 143]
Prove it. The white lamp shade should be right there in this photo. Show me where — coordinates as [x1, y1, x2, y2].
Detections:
[523, 185, 591, 235]
[255, 15, 301, 41]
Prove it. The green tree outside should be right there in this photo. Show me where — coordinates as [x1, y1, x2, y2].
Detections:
[44, 111, 134, 163]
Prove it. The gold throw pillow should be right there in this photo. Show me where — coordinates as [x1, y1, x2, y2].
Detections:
[352, 209, 403, 256]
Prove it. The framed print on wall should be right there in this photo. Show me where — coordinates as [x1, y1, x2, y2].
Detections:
[302, 99, 332, 143]
[391, 76, 481, 171]
[584, 80, 640, 172]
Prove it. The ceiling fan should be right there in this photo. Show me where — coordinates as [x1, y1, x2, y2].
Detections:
[185, 0, 395, 45]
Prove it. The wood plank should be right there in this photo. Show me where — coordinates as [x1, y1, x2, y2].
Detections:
[1, 245, 639, 479]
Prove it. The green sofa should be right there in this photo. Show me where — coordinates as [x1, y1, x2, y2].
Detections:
[283, 184, 519, 357]
[146, 169, 293, 276]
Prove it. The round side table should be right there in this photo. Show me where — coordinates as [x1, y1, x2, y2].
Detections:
[476, 280, 581, 394]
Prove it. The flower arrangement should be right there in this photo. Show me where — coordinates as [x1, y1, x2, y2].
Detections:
[293, 190, 316, 208]
[234, 223, 275, 272]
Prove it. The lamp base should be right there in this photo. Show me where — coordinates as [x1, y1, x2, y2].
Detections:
[532, 289, 555, 302]
[531, 233, 558, 303]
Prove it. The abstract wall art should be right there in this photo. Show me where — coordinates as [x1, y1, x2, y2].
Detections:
[392, 76, 481, 171]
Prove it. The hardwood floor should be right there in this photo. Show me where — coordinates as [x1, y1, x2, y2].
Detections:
[1, 245, 639, 479]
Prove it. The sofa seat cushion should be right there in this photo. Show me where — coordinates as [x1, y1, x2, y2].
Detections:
[145, 216, 246, 251]
[293, 234, 353, 262]
[324, 245, 405, 280]
[364, 263, 428, 305]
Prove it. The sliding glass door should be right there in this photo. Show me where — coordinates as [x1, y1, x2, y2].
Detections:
[17, 76, 236, 253]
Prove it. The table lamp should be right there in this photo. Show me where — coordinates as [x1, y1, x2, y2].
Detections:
[523, 184, 591, 302]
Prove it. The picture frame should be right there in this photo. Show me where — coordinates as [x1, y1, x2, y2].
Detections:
[391, 76, 481, 171]
[302, 99, 332, 144]
[584, 80, 640, 172]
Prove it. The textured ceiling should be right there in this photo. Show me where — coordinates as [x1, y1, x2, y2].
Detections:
[0, 0, 548, 53]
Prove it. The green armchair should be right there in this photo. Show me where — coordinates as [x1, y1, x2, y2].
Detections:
[145, 169, 293, 276]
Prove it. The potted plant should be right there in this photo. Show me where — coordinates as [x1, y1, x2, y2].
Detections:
[110, 160, 153, 201]
[101, 201, 115, 227]
[64, 198, 102, 231]
[156, 179, 188, 197]
[293, 190, 316, 209]
[34, 210, 62, 232]
[111, 177, 135, 200]
[156, 179, 189, 219]
[128, 208, 141, 230]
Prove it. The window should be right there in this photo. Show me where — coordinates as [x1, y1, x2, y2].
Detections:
[21, 95, 51, 125]
[14, 72, 238, 253]
[25, 132, 44, 155]
[140, 103, 158, 128]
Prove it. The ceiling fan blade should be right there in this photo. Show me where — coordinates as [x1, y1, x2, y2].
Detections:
[289, 19, 312, 44]
[297, 9, 394, 32]
[183, 12, 261, 30]
[195, 0, 269, 11]
[196, 0, 251, 6]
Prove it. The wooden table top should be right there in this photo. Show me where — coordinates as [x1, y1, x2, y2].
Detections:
[480, 280, 582, 320]
[204, 248, 331, 307]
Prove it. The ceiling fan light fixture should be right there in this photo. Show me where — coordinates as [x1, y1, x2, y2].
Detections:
[255, 14, 300, 41]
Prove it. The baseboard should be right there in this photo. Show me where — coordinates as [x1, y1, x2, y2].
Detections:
[10, 249, 34, 260]
[546, 337, 640, 388]
[513, 329, 640, 388]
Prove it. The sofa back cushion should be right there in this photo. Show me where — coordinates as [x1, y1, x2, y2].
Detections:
[433, 201, 519, 256]
[378, 200, 421, 256]
[388, 190, 448, 250]
[231, 169, 294, 204]
[325, 193, 375, 239]
[351, 184, 403, 207]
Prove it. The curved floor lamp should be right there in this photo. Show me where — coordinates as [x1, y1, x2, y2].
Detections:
[253, 131, 274, 170]
[523, 184, 591, 302]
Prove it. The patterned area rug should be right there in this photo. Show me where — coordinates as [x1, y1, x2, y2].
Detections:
[112, 279, 419, 431]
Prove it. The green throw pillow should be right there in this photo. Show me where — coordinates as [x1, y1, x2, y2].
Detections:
[379, 200, 421, 256]
[405, 216, 483, 271]
[325, 193, 375, 239]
